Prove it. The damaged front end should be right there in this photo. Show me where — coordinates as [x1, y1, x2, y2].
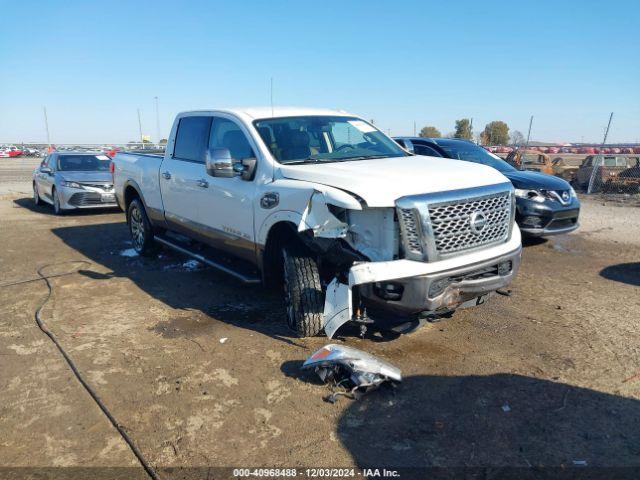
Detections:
[296, 191, 400, 338]
[294, 186, 522, 339]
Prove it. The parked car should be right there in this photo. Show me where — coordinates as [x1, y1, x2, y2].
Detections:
[573, 155, 640, 191]
[32, 152, 117, 214]
[602, 164, 640, 193]
[0, 145, 23, 157]
[504, 148, 578, 181]
[394, 137, 580, 237]
[113, 108, 522, 338]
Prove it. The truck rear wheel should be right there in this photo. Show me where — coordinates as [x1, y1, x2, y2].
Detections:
[282, 243, 324, 337]
[127, 198, 156, 256]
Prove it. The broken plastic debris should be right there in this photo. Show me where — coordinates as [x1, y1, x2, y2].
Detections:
[501, 403, 511, 412]
[219, 338, 228, 344]
[119, 248, 138, 257]
[302, 344, 401, 402]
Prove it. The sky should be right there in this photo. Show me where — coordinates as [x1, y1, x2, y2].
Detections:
[1, 0, 639, 144]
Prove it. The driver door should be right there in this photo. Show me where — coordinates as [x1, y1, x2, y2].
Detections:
[197, 115, 258, 263]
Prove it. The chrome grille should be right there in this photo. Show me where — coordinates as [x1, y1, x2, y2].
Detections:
[396, 183, 514, 261]
[398, 208, 422, 254]
[68, 192, 116, 206]
[429, 192, 511, 255]
[81, 182, 113, 191]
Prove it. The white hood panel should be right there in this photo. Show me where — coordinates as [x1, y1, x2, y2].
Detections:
[279, 155, 510, 207]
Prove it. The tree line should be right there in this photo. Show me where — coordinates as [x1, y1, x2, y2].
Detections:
[419, 119, 525, 146]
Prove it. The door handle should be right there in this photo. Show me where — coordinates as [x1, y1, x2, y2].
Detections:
[196, 178, 209, 188]
[161, 171, 172, 180]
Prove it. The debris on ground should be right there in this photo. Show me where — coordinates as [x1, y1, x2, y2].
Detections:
[502, 403, 512, 412]
[119, 248, 138, 257]
[219, 337, 228, 344]
[302, 344, 401, 403]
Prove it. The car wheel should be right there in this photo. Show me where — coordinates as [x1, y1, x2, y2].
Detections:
[52, 188, 64, 215]
[33, 182, 41, 206]
[127, 198, 156, 256]
[282, 243, 324, 337]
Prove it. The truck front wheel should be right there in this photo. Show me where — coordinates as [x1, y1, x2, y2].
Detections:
[127, 198, 156, 256]
[282, 243, 324, 337]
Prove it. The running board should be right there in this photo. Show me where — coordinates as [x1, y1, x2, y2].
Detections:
[153, 235, 261, 284]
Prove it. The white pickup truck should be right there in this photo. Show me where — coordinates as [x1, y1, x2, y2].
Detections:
[113, 107, 521, 338]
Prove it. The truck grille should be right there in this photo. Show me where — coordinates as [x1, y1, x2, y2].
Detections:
[429, 192, 511, 255]
[396, 184, 513, 261]
[398, 208, 423, 254]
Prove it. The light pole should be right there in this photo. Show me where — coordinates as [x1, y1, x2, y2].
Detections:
[154, 97, 161, 144]
[43, 107, 51, 150]
[137, 109, 144, 147]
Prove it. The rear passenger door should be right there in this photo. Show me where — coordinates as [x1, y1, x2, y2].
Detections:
[160, 115, 212, 235]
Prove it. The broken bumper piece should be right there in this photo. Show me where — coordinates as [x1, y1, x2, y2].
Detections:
[323, 231, 522, 338]
[302, 344, 401, 401]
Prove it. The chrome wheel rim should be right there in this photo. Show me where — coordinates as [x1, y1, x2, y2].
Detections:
[130, 206, 145, 251]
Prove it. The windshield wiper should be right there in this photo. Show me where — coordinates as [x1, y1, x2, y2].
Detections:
[334, 154, 392, 161]
[284, 157, 337, 165]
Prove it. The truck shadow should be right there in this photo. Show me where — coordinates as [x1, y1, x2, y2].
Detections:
[336, 373, 640, 470]
[52, 221, 413, 343]
[51, 222, 306, 347]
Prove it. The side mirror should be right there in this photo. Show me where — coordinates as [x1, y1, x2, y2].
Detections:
[206, 148, 257, 181]
[206, 148, 235, 177]
[41, 167, 52, 175]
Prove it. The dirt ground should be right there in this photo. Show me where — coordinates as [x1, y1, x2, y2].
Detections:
[0, 160, 639, 477]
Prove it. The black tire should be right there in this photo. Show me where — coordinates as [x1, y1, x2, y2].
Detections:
[52, 187, 64, 215]
[127, 198, 156, 256]
[282, 243, 324, 337]
[33, 182, 41, 206]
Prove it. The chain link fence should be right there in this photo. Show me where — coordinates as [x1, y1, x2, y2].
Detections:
[491, 145, 640, 201]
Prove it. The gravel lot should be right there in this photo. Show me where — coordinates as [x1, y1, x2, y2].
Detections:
[0, 158, 639, 476]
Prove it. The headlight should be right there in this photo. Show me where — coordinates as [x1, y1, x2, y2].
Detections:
[514, 188, 545, 203]
[61, 180, 83, 189]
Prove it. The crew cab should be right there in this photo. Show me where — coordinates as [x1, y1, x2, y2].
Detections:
[113, 108, 522, 338]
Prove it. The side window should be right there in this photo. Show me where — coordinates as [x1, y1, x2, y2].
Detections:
[209, 117, 255, 160]
[173, 116, 212, 163]
[414, 144, 442, 157]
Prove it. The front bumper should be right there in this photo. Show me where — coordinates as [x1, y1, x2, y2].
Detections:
[322, 229, 522, 336]
[361, 245, 521, 316]
[516, 197, 580, 237]
[58, 186, 118, 210]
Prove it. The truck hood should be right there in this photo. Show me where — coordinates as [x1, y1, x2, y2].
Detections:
[279, 155, 510, 207]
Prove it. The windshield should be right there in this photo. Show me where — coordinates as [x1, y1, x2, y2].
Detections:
[57, 154, 111, 172]
[253, 116, 407, 164]
[436, 141, 516, 173]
